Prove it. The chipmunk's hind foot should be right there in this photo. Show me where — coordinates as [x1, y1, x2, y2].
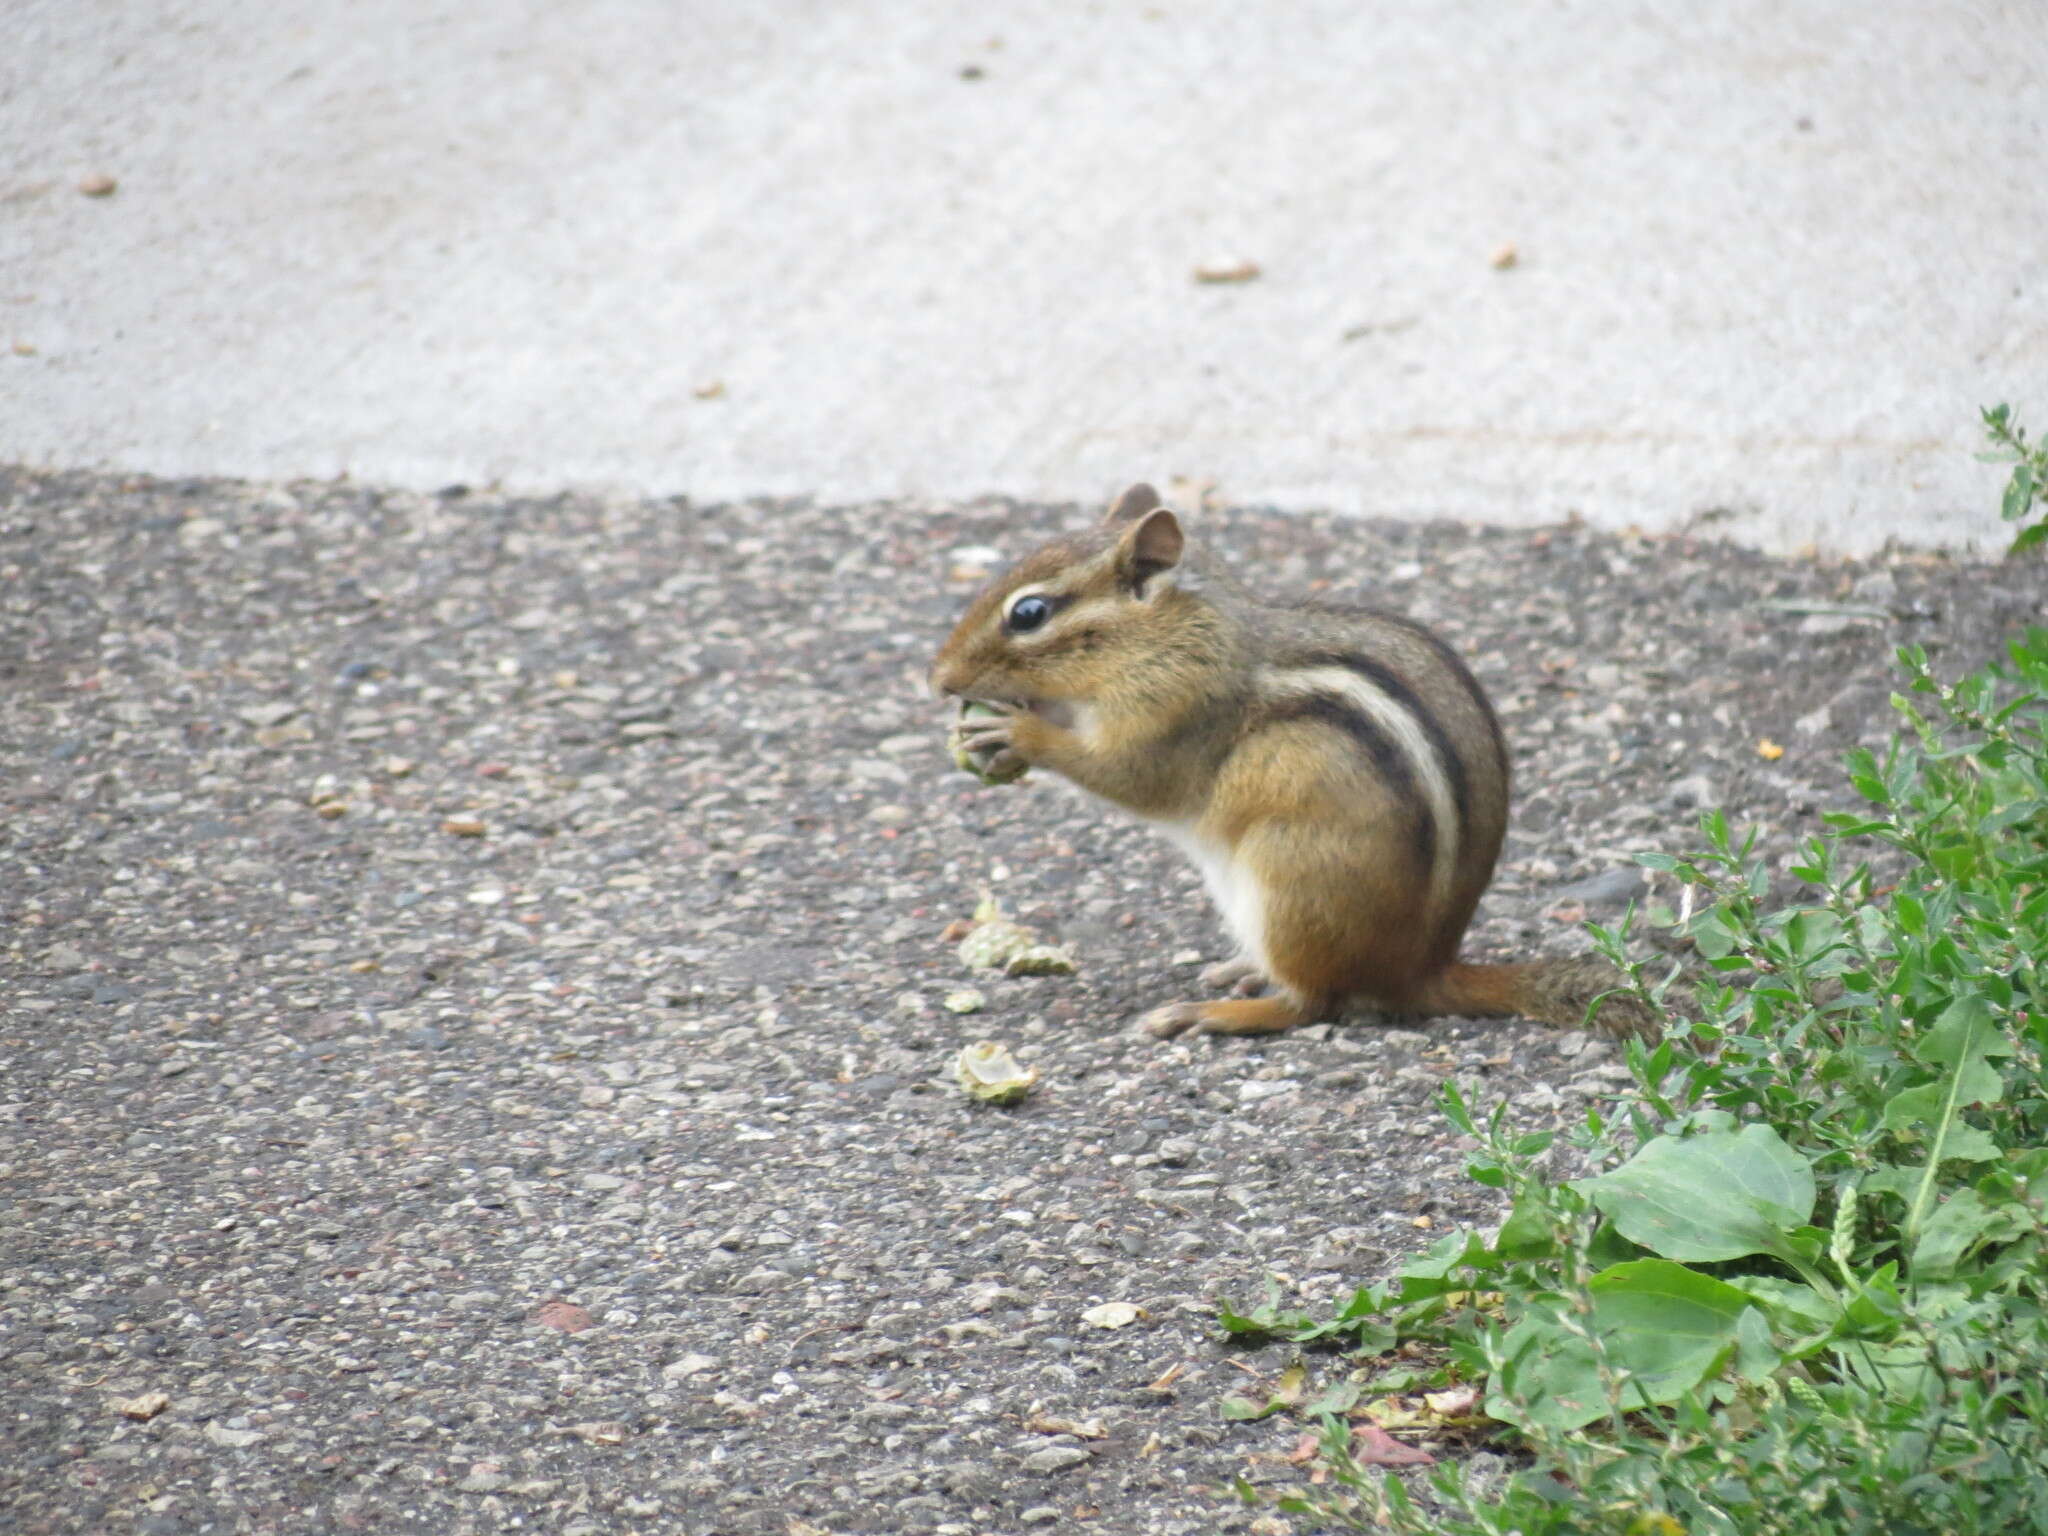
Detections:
[1138, 993, 1319, 1039]
[1199, 956, 1268, 994]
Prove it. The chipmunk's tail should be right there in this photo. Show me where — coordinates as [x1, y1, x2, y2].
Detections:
[1408, 957, 1672, 1044]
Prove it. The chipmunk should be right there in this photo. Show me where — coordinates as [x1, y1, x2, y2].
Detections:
[930, 484, 1661, 1044]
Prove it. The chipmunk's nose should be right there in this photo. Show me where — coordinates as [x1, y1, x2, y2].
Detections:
[928, 659, 962, 701]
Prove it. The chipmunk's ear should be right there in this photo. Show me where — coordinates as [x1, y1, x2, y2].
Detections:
[1103, 482, 1162, 526]
[1113, 507, 1183, 596]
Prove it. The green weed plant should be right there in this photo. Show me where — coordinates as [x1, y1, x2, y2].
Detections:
[1983, 403, 2048, 557]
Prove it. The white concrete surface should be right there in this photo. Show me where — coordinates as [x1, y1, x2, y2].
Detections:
[4, 1, 2044, 552]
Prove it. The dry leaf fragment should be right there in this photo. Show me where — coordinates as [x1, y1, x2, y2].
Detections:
[1003, 943, 1077, 977]
[1423, 1385, 1480, 1417]
[1144, 1362, 1186, 1394]
[1027, 1414, 1108, 1439]
[1193, 257, 1261, 284]
[953, 1040, 1040, 1103]
[1352, 1422, 1435, 1467]
[1270, 1360, 1309, 1406]
[957, 917, 1040, 969]
[1080, 1300, 1144, 1329]
[114, 1391, 170, 1421]
[1362, 1396, 1426, 1430]
[534, 1299, 594, 1333]
[559, 1419, 629, 1445]
[442, 816, 487, 837]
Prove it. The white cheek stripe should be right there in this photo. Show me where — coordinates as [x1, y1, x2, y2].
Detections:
[1257, 665, 1459, 918]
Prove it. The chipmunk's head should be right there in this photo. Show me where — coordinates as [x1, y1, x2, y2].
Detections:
[930, 483, 1190, 708]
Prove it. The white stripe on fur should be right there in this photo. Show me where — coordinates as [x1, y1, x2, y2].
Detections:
[1257, 665, 1459, 916]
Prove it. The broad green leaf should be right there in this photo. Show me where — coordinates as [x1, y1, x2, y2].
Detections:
[1733, 1306, 1781, 1383]
[1919, 992, 2014, 1064]
[1397, 1227, 1500, 1281]
[1494, 1194, 1557, 1262]
[1343, 1320, 1398, 1356]
[1215, 1303, 1272, 1337]
[1216, 1277, 1291, 1336]
[1942, 1124, 2003, 1161]
[1838, 1260, 1907, 1333]
[1584, 1219, 1650, 1270]
[1295, 1288, 1398, 1349]
[1725, 1274, 1834, 1332]
[1911, 1189, 2029, 1280]
[2010, 1147, 2048, 1183]
[1689, 912, 1738, 962]
[1304, 1379, 1364, 1417]
[1485, 1260, 1750, 1432]
[1885, 991, 2008, 1203]
[1577, 1125, 1814, 1262]
[1879, 1126, 2002, 1169]
[1882, 1074, 2004, 1133]
[1832, 1333, 1940, 1401]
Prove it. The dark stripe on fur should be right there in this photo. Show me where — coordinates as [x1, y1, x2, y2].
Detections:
[1293, 648, 1472, 843]
[1254, 693, 1435, 877]
[1372, 614, 1510, 784]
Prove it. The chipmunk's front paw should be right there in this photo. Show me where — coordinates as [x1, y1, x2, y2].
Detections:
[948, 704, 1029, 785]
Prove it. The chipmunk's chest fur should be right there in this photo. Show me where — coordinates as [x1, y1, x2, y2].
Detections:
[1154, 819, 1267, 971]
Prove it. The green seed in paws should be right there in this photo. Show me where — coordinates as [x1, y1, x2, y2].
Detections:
[949, 701, 1029, 786]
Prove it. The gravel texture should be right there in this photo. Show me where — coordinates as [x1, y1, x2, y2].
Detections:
[3, 468, 2041, 1535]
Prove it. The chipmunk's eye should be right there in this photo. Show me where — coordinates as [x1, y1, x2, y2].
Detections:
[1005, 595, 1053, 634]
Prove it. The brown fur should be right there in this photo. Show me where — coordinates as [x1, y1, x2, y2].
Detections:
[1412, 958, 1665, 1044]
